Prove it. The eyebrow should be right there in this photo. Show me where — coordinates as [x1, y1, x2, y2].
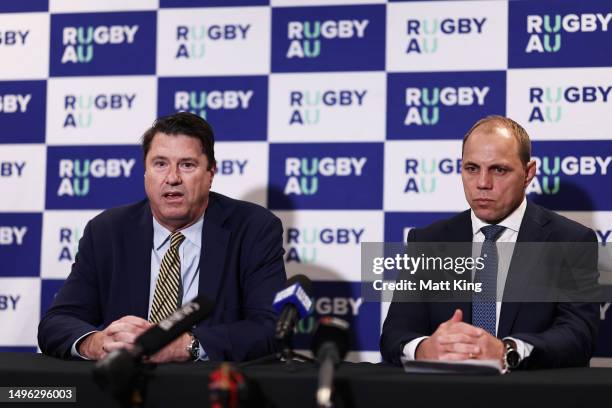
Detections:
[149, 155, 198, 162]
[462, 161, 512, 168]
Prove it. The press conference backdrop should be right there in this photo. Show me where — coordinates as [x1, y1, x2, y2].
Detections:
[0, 0, 610, 363]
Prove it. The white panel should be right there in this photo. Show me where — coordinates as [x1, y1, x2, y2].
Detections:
[0, 145, 45, 212]
[507, 67, 612, 140]
[274, 210, 384, 281]
[211, 142, 268, 207]
[0, 278, 40, 346]
[269, 72, 385, 142]
[50, 0, 159, 13]
[157, 7, 271, 76]
[272, 0, 384, 6]
[0, 13, 49, 79]
[384, 140, 467, 211]
[40, 210, 102, 279]
[387, 1, 507, 72]
[46, 76, 157, 145]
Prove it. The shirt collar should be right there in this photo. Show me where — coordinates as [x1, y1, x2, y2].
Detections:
[471, 197, 527, 237]
[152, 215, 204, 251]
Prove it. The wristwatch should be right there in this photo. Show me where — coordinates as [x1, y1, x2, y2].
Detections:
[503, 339, 520, 370]
[186, 332, 200, 361]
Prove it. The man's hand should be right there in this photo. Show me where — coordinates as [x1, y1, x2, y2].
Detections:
[78, 315, 151, 360]
[148, 332, 192, 363]
[415, 309, 503, 362]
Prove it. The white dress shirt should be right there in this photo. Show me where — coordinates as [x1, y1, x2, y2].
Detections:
[403, 198, 534, 361]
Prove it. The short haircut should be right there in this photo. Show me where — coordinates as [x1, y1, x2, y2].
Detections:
[141, 112, 216, 170]
[462, 115, 532, 165]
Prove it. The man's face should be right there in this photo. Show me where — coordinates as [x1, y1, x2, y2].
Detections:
[144, 132, 214, 231]
[461, 125, 536, 224]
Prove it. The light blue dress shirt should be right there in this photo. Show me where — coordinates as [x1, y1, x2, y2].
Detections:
[71, 215, 208, 360]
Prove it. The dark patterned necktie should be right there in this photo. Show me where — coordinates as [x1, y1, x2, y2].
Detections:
[149, 231, 185, 324]
[472, 225, 506, 336]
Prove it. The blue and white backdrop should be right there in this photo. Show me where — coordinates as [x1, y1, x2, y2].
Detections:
[0, 0, 610, 363]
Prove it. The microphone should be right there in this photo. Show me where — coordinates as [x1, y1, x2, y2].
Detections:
[311, 317, 350, 408]
[273, 274, 313, 342]
[93, 295, 214, 397]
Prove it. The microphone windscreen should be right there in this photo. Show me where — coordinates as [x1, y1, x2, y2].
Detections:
[311, 316, 350, 360]
[272, 274, 313, 318]
[136, 295, 214, 356]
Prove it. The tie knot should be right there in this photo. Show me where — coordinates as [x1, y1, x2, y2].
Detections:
[170, 232, 185, 250]
[480, 225, 505, 242]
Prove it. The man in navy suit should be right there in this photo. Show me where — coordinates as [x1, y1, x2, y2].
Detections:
[380, 116, 599, 370]
[38, 112, 286, 362]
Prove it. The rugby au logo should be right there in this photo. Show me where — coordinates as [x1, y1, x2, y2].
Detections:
[61, 25, 139, 63]
[527, 85, 611, 123]
[62, 93, 136, 128]
[174, 24, 251, 60]
[404, 17, 487, 54]
[285, 227, 365, 264]
[525, 13, 612, 53]
[403, 157, 461, 194]
[173, 89, 253, 120]
[57, 158, 136, 196]
[288, 89, 367, 126]
[286, 19, 369, 59]
[527, 155, 612, 195]
[404, 86, 489, 126]
[283, 157, 367, 195]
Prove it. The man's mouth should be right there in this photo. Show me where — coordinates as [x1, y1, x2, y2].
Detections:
[163, 192, 184, 201]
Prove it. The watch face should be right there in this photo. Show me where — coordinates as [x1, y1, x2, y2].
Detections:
[507, 350, 520, 369]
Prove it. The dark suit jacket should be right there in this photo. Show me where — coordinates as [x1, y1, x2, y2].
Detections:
[38, 192, 287, 362]
[380, 201, 599, 369]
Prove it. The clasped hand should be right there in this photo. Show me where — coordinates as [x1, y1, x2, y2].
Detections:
[415, 309, 504, 363]
[78, 315, 192, 363]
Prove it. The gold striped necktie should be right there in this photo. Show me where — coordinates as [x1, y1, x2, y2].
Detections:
[149, 231, 185, 324]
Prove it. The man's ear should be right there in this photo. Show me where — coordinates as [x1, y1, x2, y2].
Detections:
[209, 166, 216, 185]
[524, 160, 536, 187]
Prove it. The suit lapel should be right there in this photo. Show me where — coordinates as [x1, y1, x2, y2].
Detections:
[125, 201, 153, 319]
[443, 211, 473, 323]
[198, 193, 230, 305]
[498, 202, 551, 338]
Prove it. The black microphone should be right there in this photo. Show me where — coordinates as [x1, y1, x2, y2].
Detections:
[273, 274, 313, 342]
[311, 317, 350, 408]
[93, 295, 214, 397]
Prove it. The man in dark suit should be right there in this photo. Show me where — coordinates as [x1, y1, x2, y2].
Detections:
[38, 112, 286, 363]
[380, 115, 599, 370]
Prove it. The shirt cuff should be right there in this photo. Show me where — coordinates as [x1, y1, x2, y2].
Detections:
[70, 331, 98, 360]
[402, 336, 429, 361]
[504, 336, 534, 361]
[196, 344, 209, 361]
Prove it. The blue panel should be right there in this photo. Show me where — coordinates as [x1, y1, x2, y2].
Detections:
[272, 5, 385, 72]
[0, 213, 41, 277]
[269, 143, 384, 210]
[0, 81, 46, 144]
[387, 71, 506, 140]
[509, 0, 612, 68]
[45, 145, 145, 209]
[158, 76, 268, 141]
[50, 12, 156, 76]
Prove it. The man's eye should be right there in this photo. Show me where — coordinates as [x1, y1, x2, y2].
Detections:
[465, 166, 477, 173]
[181, 162, 195, 169]
[154, 161, 166, 168]
[494, 167, 507, 174]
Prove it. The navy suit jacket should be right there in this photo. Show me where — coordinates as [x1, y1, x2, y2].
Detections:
[380, 201, 599, 369]
[38, 192, 287, 362]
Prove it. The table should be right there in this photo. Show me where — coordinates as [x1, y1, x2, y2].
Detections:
[0, 352, 610, 408]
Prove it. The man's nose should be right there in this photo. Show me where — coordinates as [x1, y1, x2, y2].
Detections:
[165, 166, 181, 185]
[477, 170, 492, 189]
